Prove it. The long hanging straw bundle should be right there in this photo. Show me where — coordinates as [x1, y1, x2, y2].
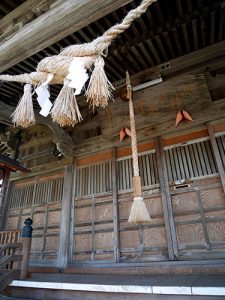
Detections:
[85, 57, 114, 108]
[11, 84, 35, 128]
[0, 0, 157, 128]
[51, 79, 83, 127]
[126, 72, 151, 224]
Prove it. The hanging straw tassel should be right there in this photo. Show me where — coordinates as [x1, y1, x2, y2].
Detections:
[51, 79, 83, 127]
[85, 56, 114, 109]
[126, 72, 151, 224]
[11, 84, 35, 128]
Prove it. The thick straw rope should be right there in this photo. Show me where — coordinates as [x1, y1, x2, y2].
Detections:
[128, 80, 139, 177]
[61, 0, 157, 57]
[126, 71, 151, 224]
[0, 0, 157, 85]
[0, 72, 64, 85]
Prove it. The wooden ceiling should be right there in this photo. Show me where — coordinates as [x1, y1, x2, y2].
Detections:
[0, 0, 26, 18]
[0, 0, 225, 107]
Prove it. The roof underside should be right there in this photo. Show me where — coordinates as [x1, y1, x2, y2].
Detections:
[0, 0, 224, 106]
[0, 0, 26, 18]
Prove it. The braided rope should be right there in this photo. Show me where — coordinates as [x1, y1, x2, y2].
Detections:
[0, 0, 157, 85]
[61, 0, 157, 57]
[127, 75, 139, 177]
[0, 72, 65, 85]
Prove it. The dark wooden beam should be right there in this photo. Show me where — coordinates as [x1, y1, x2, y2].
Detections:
[0, 0, 133, 73]
[218, 3, 225, 41]
[210, 10, 216, 45]
[192, 19, 199, 51]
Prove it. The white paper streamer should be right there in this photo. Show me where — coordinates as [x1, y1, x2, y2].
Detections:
[67, 58, 89, 95]
[35, 74, 54, 117]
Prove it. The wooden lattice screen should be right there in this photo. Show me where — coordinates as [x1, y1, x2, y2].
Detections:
[10, 176, 64, 208]
[75, 161, 112, 197]
[116, 151, 159, 192]
[164, 139, 218, 182]
[216, 134, 225, 167]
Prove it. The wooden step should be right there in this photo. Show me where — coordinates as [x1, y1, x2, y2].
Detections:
[0, 270, 20, 293]
[2, 273, 225, 300]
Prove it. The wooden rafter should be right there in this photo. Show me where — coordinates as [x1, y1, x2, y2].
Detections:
[0, 0, 133, 73]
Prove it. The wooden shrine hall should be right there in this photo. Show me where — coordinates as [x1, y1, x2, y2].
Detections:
[1, 0, 225, 299]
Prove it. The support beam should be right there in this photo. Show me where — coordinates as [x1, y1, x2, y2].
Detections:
[155, 137, 179, 260]
[0, 0, 56, 41]
[207, 123, 225, 193]
[113, 40, 225, 90]
[111, 147, 120, 262]
[0, 0, 133, 73]
[0, 168, 10, 230]
[58, 165, 74, 269]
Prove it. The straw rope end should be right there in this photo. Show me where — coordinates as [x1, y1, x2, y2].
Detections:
[128, 196, 151, 224]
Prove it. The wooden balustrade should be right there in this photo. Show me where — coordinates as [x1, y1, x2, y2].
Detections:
[0, 230, 21, 245]
[0, 220, 33, 285]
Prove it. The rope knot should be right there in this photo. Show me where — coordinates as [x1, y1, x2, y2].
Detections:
[24, 84, 32, 92]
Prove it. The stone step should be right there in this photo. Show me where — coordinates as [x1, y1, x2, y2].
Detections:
[2, 273, 225, 300]
[0, 297, 31, 300]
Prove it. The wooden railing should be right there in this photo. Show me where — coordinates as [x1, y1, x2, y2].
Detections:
[0, 236, 23, 292]
[0, 242, 22, 269]
[0, 230, 21, 245]
[0, 220, 33, 288]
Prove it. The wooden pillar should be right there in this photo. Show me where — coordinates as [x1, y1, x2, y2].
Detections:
[207, 123, 225, 193]
[111, 148, 120, 262]
[20, 218, 33, 280]
[155, 138, 179, 259]
[0, 168, 10, 230]
[0, 180, 12, 231]
[58, 165, 74, 269]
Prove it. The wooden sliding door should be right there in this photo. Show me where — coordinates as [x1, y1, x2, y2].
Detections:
[164, 137, 225, 259]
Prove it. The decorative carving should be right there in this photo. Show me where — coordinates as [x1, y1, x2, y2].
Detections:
[0, 100, 75, 159]
[0, 127, 20, 157]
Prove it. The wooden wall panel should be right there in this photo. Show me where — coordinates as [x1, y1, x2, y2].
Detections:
[176, 223, 205, 247]
[74, 206, 92, 224]
[47, 210, 61, 225]
[201, 187, 225, 210]
[74, 234, 92, 252]
[95, 203, 113, 222]
[45, 236, 59, 252]
[172, 192, 199, 213]
[120, 230, 139, 249]
[118, 182, 168, 261]
[6, 173, 63, 264]
[31, 237, 43, 253]
[207, 221, 225, 243]
[32, 212, 45, 227]
[143, 227, 167, 247]
[95, 232, 114, 250]
[6, 216, 19, 230]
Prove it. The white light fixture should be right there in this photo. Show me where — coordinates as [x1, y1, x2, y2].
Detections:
[132, 77, 163, 92]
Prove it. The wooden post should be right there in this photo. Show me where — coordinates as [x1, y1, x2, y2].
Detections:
[0, 179, 12, 231]
[112, 148, 120, 262]
[155, 137, 179, 259]
[20, 218, 33, 280]
[0, 168, 10, 230]
[207, 123, 225, 193]
[58, 165, 74, 269]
